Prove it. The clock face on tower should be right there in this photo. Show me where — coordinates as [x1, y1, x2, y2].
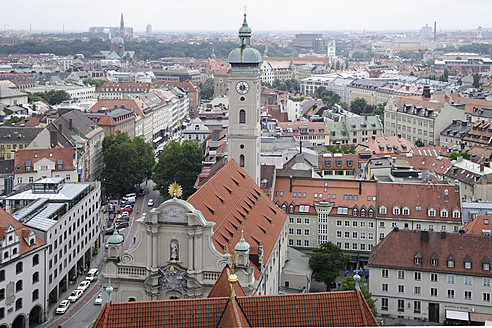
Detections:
[236, 81, 250, 94]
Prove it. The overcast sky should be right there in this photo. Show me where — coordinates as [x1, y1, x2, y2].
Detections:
[2, 0, 491, 33]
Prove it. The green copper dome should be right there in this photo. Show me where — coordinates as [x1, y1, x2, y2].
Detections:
[234, 231, 250, 253]
[107, 229, 124, 245]
[228, 13, 262, 66]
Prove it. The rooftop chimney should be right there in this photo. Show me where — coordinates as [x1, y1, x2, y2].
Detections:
[480, 163, 485, 172]
[289, 175, 293, 193]
[59, 124, 63, 133]
[423, 85, 431, 99]
[69, 119, 73, 131]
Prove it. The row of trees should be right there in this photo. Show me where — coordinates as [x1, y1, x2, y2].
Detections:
[101, 132, 202, 199]
[262, 78, 300, 93]
[27, 90, 71, 105]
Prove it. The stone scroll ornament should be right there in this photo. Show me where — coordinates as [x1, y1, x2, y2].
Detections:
[159, 266, 186, 291]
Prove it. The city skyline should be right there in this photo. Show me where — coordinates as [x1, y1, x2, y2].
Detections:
[1, 0, 491, 33]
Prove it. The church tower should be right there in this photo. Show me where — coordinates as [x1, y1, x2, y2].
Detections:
[120, 13, 125, 40]
[227, 13, 262, 185]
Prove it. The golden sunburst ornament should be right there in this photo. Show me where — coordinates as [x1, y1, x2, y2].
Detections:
[168, 182, 183, 199]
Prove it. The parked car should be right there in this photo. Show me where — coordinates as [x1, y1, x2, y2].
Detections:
[116, 221, 129, 229]
[119, 210, 130, 216]
[138, 188, 145, 196]
[77, 280, 91, 292]
[94, 293, 103, 305]
[86, 268, 99, 282]
[147, 199, 154, 207]
[116, 217, 130, 224]
[56, 300, 70, 314]
[68, 289, 83, 303]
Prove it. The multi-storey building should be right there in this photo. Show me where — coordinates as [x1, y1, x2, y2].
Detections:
[439, 120, 474, 148]
[0, 209, 48, 327]
[0, 127, 43, 160]
[13, 148, 76, 187]
[277, 122, 329, 147]
[24, 85, 95, 101]
[369, 229, 492, 324]
[318, 153, 364, 179]
[345, 116, 383, 145]
[261, 60, 294, 85]
[462, 120, 492, 148]
[376, 182, 463, 241]
[444, 159, 492, 201]
[95, 82, 151, 99]
[272, 176, 378, 267]
[384, 91, 466, 145]
[85, 107, 135, 138]
[6, 177, 102, 305]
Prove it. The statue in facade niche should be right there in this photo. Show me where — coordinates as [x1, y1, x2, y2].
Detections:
[170, 240, 179, 260]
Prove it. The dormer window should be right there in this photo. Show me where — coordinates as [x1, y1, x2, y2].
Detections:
[428, 208, 436, 217]
[464, 255, 472, 269]
[352, 207, 358, 217]
[402, 207, 410, 216]
[440, 209, 448, 218]
[393, 206, 400, 215]
[483, 257, 490, 271]
[447, 254, 455, 268]
[368, 207, 374, 217]
[414, 252, 422, 265]
[453, 210, 460, 219]
[430, 252, 438, 266]
[289, 203, 295, 213]
[380, 206, 387, 215]
[360, 207, 366, 217]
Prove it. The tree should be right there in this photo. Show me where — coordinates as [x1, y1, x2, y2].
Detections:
[473, 73, 481, 88]
[4, 116, 23, 126]
[449, 150, 470, 161]
[199, 78, 214, 100]
[309, 242, 350, 289]
[26, 90, 71, 105]
[326, 144, 356, 154]
[341, 275, 377, 316]
[83, 78, 105, 88]
[415, 139, 425, 147]
[345, 61, 349, 69]
[350, 98, 368, 115]
[101, 132, 154, 196]
[153, 140, 203, 199]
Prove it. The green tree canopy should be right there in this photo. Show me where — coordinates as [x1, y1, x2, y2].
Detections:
[415, 139, 425, 147]
[449, 150, 470, 161]
[325, 144, 356, 154]
[83, 78, 105, 88]
[309, 242, 350, 288]
[26, 90, 71, 105]
[350, 98, 376, 115]
[313, 87, 340, 108]
[101, 132, 154, 196]
[153, 140, 203, 199]
[473, 73, 481, 89]
[199, 78, 214, 100]
[271, 78, 300, 93]
[341, 275, 377, 316]
[4, 116, 23, 126]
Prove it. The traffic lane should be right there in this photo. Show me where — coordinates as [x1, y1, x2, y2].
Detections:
[53, 292, 102, 328]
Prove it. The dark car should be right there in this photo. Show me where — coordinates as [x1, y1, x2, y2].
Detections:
[104, 228, 118, 235]
[138, 188, 145, 196]
[116, 221, 129, 229]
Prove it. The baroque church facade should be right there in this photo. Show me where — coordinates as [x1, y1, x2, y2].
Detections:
[101, 14, 290, 302]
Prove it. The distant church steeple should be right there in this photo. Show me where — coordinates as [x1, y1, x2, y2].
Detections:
[120, 13, 125, 40]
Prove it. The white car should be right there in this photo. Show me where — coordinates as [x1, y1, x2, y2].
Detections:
[68, 289, 83, 303]
[56, 300, 70, 314]
[147, 199, 154, 207]
[94, 293, 103, 305]
[77, 280, 91, 292]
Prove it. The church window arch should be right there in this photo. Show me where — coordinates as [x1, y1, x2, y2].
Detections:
[239, 109, 246, 124]
[239, 154, 245, 167]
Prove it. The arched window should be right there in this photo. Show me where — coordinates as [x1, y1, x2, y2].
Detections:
[239, 109, 246, 124]
[414, 252, 422, 265]
[16, 262, 23, 274]
[447, 253, 455, 268]
[352, 207, 358, 217]
[32, 289, 39, 301]
[128, 297, 136, 302]
[32, 254, 39, 266]
[430, 252, 438, 266]
[281, 203, 287, 212]
[360, 207, 367, 217]
[16, 280, 23, 292]
[239, 154, 245, 167]
[368, 207, 375, 217]
[195, 125, 199, 130]
[289, 202, 295, 213]
[32, 272, 39, 284]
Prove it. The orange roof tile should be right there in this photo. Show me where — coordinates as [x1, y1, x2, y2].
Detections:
[14, 147, 75, 173]
[463, 215, 492, 235]
[187, 160, 287, 278]
[207, 266, 247, 298]
[0, 207, 45, 255]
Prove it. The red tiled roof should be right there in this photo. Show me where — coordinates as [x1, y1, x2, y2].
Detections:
[378, 182, 461, 222]
[0, 207, 45, 255]
[273, 177, 377, 216]
[89, 99, 148, 118]
[319, 154, 362, 175]
[357, 135, 414, 155]
[468, 146, 492, 165]
[207, 266, 247, 298]
[277, 122, 328, 136]
[236, 290, 377, 327]
[462, 120, 492, 146]
[463, 215, 492, 235]
[14, 147, 75, 173]
[369, 229, 492, 277]
[187, 160, 288, 278]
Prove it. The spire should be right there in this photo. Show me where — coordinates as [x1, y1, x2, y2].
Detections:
[119, 13, 125, 39]
[106, 277, 114, 304]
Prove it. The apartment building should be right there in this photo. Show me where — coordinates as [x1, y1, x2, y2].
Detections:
[261, 60, 294, 85]
[6, 177, 102, 305]
[376, 182, 463, 241]
[0, 209, 48, 327]
[0, 127, 43, 160]
[369, 230, 492, 324]
[345, 116, 383, 145]
[439, 120, 474, 148]
[277, 122, 329, 146]
[444, 159, 492, 201]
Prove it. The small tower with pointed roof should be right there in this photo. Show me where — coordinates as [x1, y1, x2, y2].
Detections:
[107, 229, 124, 260]
[120, 13, 125, 40]
[234, 231, 250, 268]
